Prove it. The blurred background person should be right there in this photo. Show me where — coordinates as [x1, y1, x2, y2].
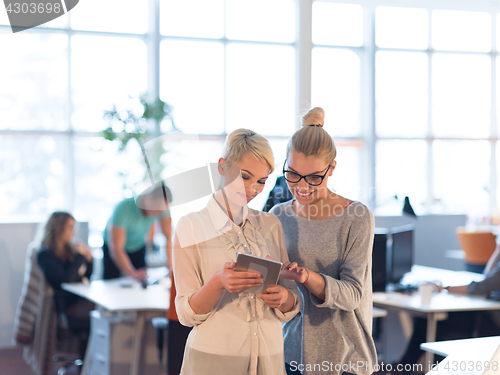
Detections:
[37, 211, 95, 358]
[398, 242, 500, 369]
[102, 183, 172, 280]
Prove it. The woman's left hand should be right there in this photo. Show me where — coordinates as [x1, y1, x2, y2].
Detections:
[258, 285, 289, 309]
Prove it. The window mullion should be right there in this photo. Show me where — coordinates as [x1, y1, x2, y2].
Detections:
[363, 5, 376, 208]
[426, 9, 434, 212]
[148, 0, 161, 136]
[491, 12, 498, 217]
[223, 0, 228, 135]
[67, 22, 75, 212]
[296, 0, 313, 130]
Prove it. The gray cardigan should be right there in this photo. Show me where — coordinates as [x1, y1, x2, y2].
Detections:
[13, 243, 57, 375]
[468, 256, 500, 327]
[469, 261, 500, 299]
[270, 201, 377, 375]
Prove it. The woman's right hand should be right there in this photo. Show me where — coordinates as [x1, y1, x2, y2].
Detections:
[218, 262, 263, 293]
[131, 267, 148, 281]
[74, 243, 93, 263]
[280, 261, 309, 284]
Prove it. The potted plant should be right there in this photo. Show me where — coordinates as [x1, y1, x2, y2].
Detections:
[101, 94, 175, 150]
[100, 94, 176, 190]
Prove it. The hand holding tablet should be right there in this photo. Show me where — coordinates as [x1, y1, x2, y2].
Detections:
[234, 253, 282, 295]
[218, 262, 263, 294]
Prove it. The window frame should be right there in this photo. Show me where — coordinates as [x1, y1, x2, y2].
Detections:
[1, 0, 500, 223]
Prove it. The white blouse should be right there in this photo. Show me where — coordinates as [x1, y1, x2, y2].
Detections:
[173, 196, 301, 375]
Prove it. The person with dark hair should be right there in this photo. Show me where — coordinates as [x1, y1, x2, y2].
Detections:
[37, 211, 95, 358]
[102, 183, 173, 280]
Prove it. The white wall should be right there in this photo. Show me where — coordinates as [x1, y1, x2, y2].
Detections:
[0, 222, 39, 349]
[374, 213, 467, 271]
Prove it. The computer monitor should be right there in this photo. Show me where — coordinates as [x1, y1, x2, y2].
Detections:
[389, 224, 415, 284]
[372, 228, 389, 292]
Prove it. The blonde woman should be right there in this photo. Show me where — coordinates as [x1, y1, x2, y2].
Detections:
[270, 108, 377, 375]
[173, 129, 301, 375]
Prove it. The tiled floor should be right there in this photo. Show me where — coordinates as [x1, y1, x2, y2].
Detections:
[0, 347, 80, 375]
[0, 347, 37, 375]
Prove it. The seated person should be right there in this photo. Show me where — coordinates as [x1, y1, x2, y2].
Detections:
[102, 183, 172, 281]
[399, 242, 500, 368]
[37, 211, 95, 358]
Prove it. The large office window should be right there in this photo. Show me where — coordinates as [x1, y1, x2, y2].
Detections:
[0, 0, 150, 245]
[374, 4, 499, 219]
[2, 0, 500, 244]
[310, 2, 365, 200]
[159, 0, 297, 213]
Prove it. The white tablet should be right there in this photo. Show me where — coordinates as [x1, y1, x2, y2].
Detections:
[234, 252, 282, 295]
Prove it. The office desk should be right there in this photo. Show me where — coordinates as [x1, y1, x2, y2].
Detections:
[373, 307, 388, 318]
[62, 274, 169, 375]
[420, 336, 500, 374]
[421, 335, 500, 358]
[373, 266, 500, 367]
[399, 265, 485, 286]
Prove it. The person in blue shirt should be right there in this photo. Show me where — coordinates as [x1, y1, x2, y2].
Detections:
[102, 183, 172, 280]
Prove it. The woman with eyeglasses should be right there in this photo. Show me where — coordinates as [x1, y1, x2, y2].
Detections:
[270, 107, 377, 375]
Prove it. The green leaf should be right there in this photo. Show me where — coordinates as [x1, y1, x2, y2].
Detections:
[101, 93, 176, 151]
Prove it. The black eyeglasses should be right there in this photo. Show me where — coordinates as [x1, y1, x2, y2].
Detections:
[282, 159, 330, 186]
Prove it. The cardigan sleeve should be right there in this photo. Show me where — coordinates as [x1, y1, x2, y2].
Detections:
[469, 262, 500, 296]
[310, 208, 375, 311]
[272, 218, 301, 322]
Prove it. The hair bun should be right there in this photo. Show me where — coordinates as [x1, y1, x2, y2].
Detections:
[301, 107, 325, 127]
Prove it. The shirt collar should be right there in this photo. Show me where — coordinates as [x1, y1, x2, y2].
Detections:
[207, 195, 260, 231]
[246, 207, 260, 230]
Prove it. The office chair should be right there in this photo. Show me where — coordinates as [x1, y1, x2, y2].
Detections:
[402, 196, 417, 217]
[456, 228, 497, 273]
[14, 242, 84, 375]
[151, 317, 168, 371]
[263, 176, 294, 212]
[52, 295, 88, 375]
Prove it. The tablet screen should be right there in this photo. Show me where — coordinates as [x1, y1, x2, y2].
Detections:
[235, 252, 282, 295]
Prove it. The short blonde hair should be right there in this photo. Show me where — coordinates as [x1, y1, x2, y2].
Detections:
[286, 107, 336, 165]
[222, 129, 275, 173]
